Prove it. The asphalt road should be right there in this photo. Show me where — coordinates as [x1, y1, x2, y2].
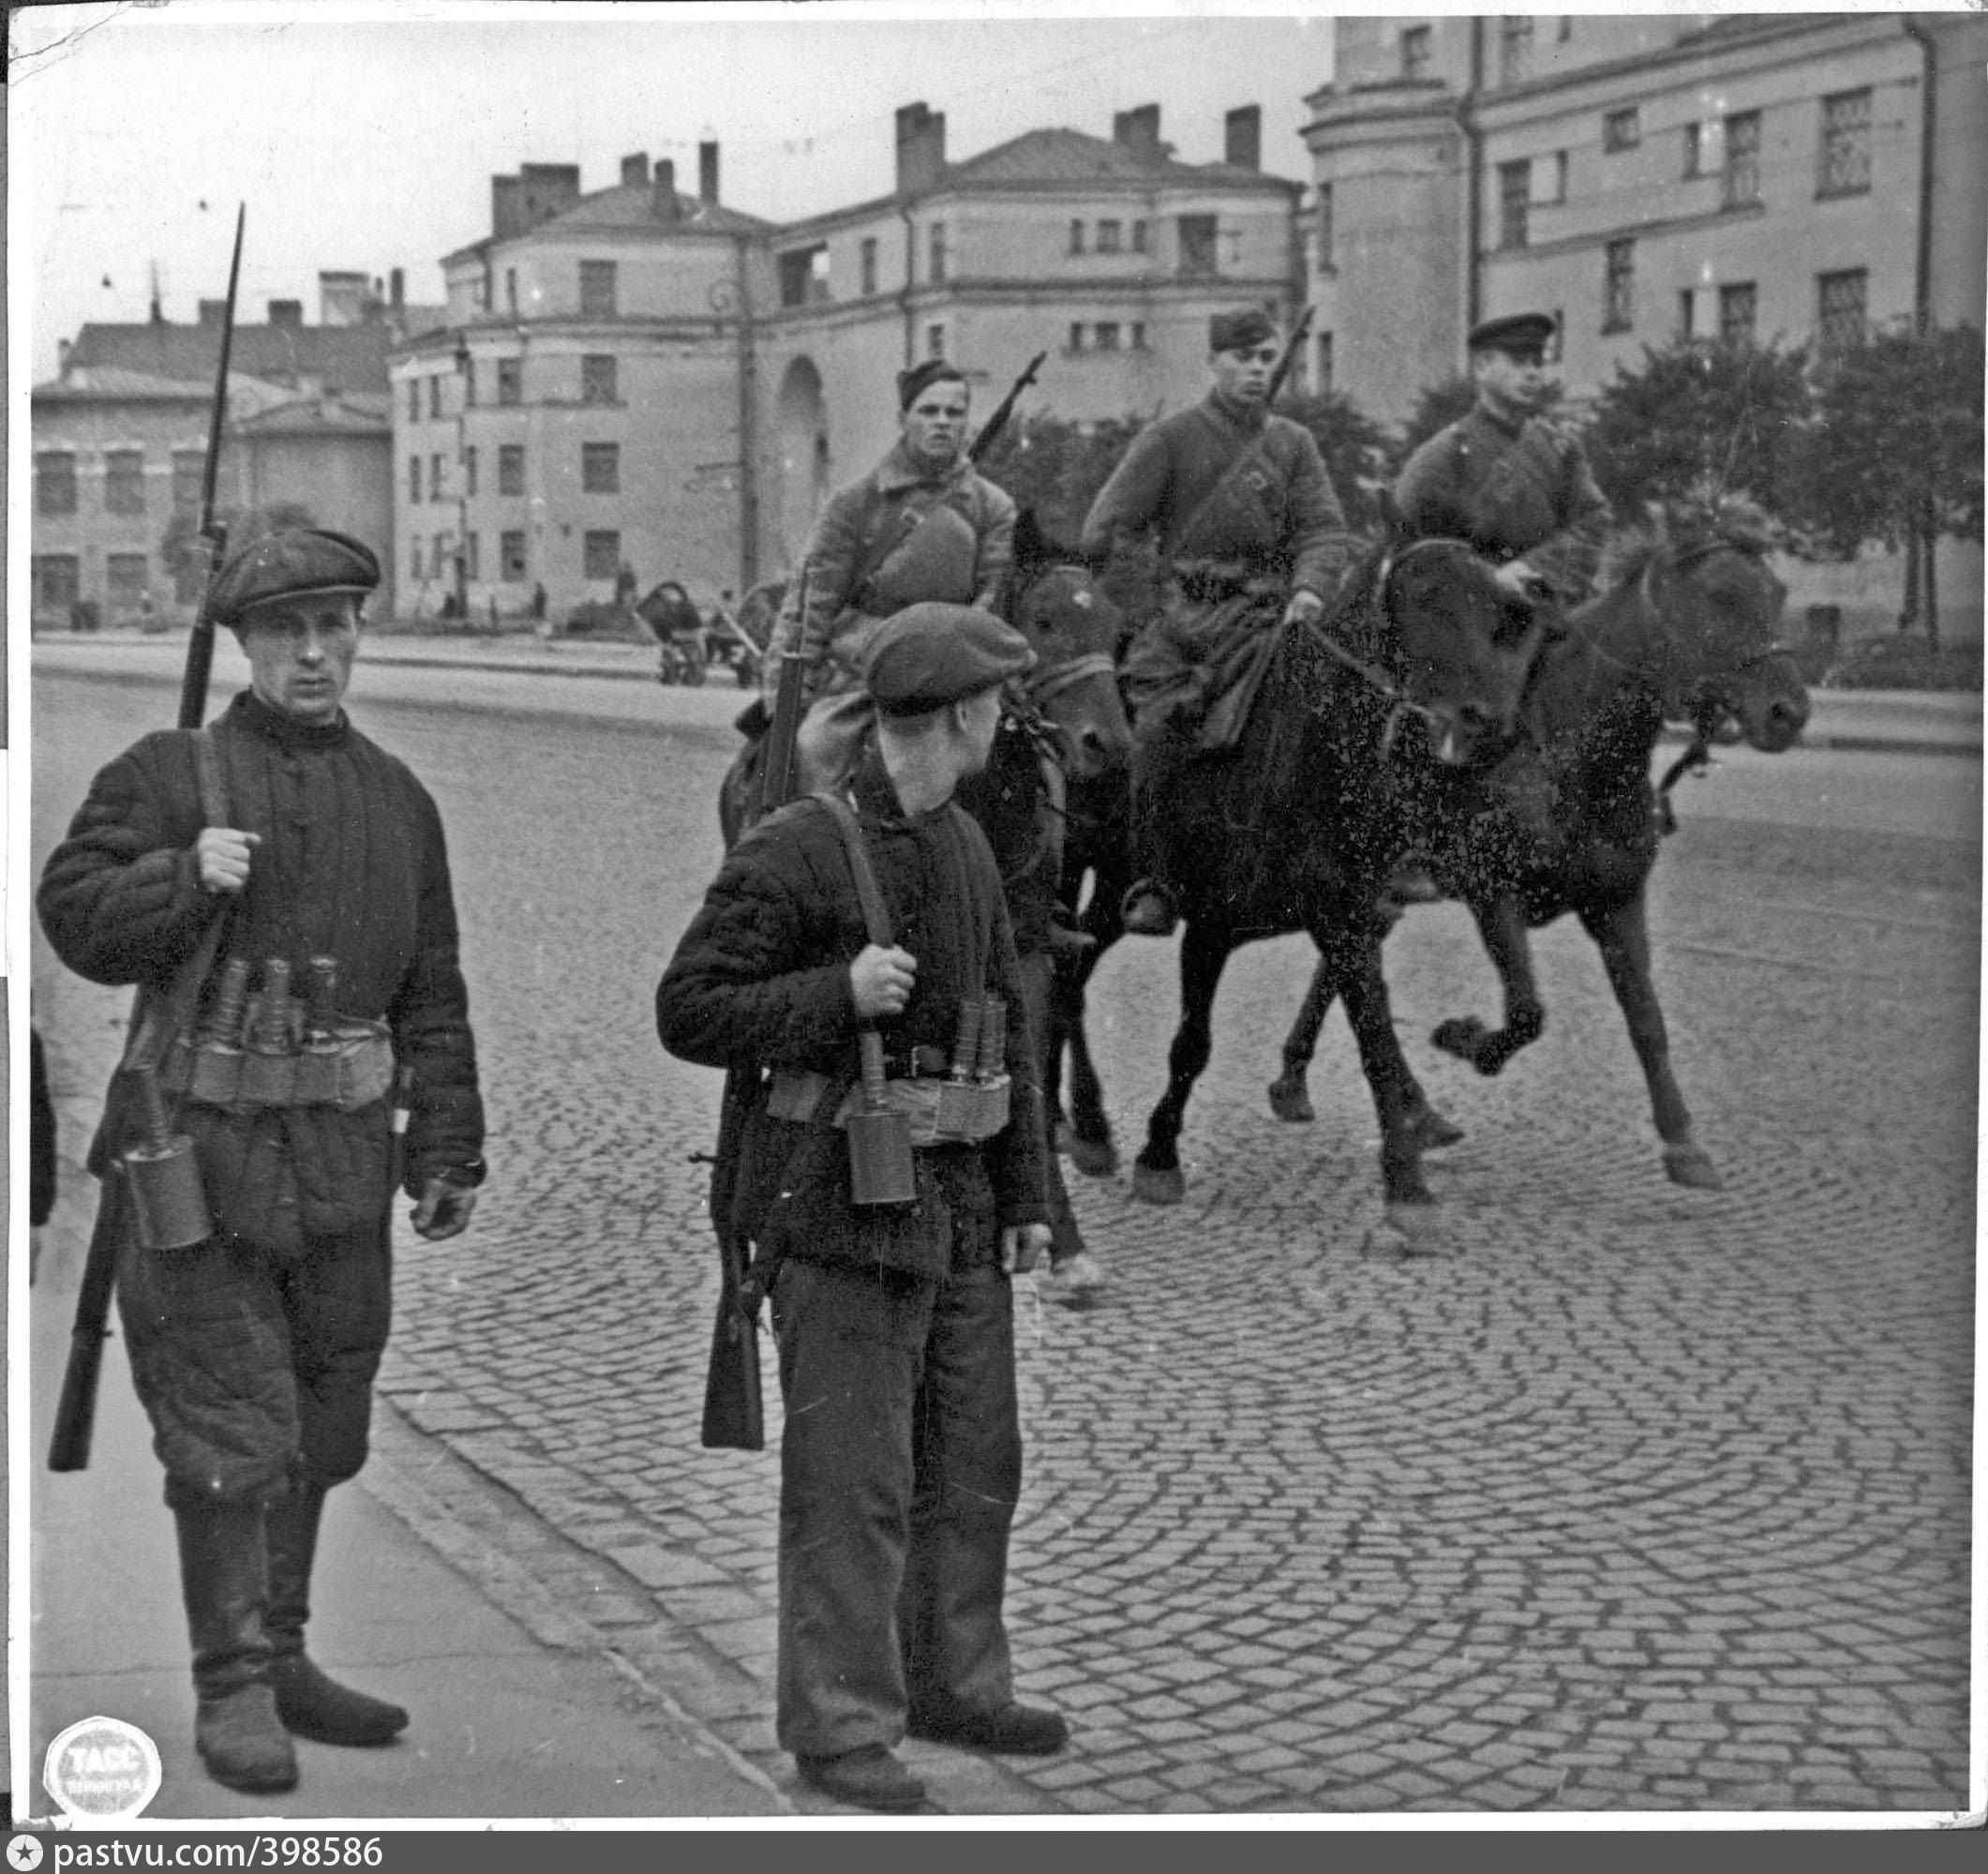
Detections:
[27, 660, 1981, 1819]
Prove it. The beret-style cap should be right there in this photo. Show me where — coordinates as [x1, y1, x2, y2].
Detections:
[209, 528, 380, 626]
[1467, 311, 1557, 357]
[863, 604, 1036, 716]
[897, 359, 969, 410]
[1209, 307, 1276, 353]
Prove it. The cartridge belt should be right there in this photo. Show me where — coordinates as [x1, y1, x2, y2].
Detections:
[159, 1022, 396, 1115]
[766, 1068, 1011, 1147]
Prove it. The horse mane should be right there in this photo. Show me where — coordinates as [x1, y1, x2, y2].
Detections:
[1598, 491, 1780, 590]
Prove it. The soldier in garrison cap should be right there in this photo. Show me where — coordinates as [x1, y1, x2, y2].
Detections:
[769, 359, 1018, 794]
[658, 602, 1067, 1814]
[39, 528, 486, 1797]
[1079, 307, 1356, 936]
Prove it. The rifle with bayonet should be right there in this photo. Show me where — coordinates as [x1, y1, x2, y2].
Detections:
[49, 204, 246, 1476]
[967, 350, 1047, 465]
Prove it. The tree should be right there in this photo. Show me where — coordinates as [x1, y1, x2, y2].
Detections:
[974, 412, 1146, 547]
[160, 501, 317, 605]
[1273, 389, 1394, 530]
[1584, 337, 1813, 525]
[1390, 375, 1481, 476]
[1798, 321, 1984, 646]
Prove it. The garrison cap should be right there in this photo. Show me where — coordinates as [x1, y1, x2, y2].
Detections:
[209, 528, 380, 627]
[897, 358, 969, 410]
[1209, 307, 1276, 353]
[1467, 311, 1558, 358]
[863, 604, 1036, 716]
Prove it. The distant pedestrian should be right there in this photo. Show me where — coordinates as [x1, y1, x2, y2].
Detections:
[38, 528, 486, 1797]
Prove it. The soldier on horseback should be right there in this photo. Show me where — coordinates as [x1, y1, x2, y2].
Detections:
[1079, 307, 1357, 937]
[770, 359, 1017, 794]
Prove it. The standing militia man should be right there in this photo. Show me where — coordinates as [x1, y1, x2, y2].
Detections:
[658, 605, 1067, 1814]
[38, 530, 486, 1796]
[771, 359, 1016, 793]
[1080, 306, 1357, 936]
[1393, 312, 1611, 610]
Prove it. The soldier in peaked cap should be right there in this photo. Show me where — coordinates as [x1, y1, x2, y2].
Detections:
[769, 358, 1018, 794]
[39, 528, 486, 1796]
[658, 602, 1068, 1814]
[1079, 306, 1357, 936]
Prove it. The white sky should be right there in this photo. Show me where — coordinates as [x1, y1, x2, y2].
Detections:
[10, 0, 1347, 382]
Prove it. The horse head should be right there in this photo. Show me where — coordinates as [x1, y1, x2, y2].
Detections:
[1365, 529, 1550, 770]
[1630, 495, 1808, 754]
[1004, 509, 1133, 783]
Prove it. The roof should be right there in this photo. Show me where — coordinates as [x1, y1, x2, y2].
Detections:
[949, 127, 1299, 193]
[232, 389, 392, 436]
[59, 319, 402, 395]
[33, 365, 213, 403]
[546, 177, 775, 237]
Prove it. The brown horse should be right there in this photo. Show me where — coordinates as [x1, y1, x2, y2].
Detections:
[1267, 498, 1808, 1191]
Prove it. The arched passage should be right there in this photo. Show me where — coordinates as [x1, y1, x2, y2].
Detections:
[775, 355, 830, 568]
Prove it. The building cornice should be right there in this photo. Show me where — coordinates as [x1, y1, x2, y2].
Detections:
[1488, 197, 1769, 267]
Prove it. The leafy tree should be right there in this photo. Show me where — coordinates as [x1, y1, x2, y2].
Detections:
[1272, 389, 1394, 530]
[1584, 337, 1813, 524]
[974, 412, 1145, 547]
[160, 501, 317, 602]
[1797, 321, 1984, 645]
[1390, 376, 1480, 475]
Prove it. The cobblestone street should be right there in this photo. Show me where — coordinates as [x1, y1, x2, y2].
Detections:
[30, 653, 1981, 1819]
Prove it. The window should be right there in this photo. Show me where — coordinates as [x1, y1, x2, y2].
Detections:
[1678, 288, 1697, 341]
[1069, 219, 1085, 256]
[1500, 15, 1533, 85]
[1724, 110, 1761, 207]
[860, 237, 878, 296]
[926, 323, 946, 360]
[462, 359, 476, 407]
[499, 443, 526, 495]
[1603, 107, 1640, 153]
[583, 530, 620, 581]
[1818, 89, 1871, 198]
[1602, 238, 1635, 332]
[172, 450, 205, 513]
[107, 553, 148, 606]
[501, 531, 527, 581]
[1719, 282, 1757, 347]
[1401, 25, 1430, 79]
[1177, 214, 1218, 279]
[581, 354, 618, 404]
[465, 532, 480, 581]
[465, 446, 478, 497]
[1317, 330, 1335, 395]
[1498, 160, 1531, 249]
[505, 269, 517, 314]
[1817, 268, 1868, 355]
[1096, 219, 1121, 255]
[579, 261, 618, 318]
[1130, 219, 1148, 254]
[1550, 150, 1569, 202]
[37, 452, 77, 516]
[1130, 322, 1147, 351]
[582, 442, 619, 493]
[104, 449, 145, 516]
[1069, 322, 1086, 354]
[1095, 322, 1121, 352]
[1682, 122, 1702, 178]
[497, 358, 522, 406]
[779, 247, 828, 309]
[409, 455, 423, 503]
[430, 453, 445, 500]
[429, 376, 442, 421]
[1557, 16, 1572, 40]
[407, 379, 421, 423]
[411, 539, 426, 582]
[1316, 183, 1334, 271]
[34, 554, 81, 614]
[929, 222, 947, 284]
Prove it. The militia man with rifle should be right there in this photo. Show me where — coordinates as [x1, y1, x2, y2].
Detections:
[37, 529, 486, 1797]
[1080, 306, 1356, 936]
[658, 605, 1067, 1814]
[769, 357, 1020, 793]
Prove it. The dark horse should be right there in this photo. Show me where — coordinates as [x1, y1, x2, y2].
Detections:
[1052, 526, 1550, 1229]
[1267, 498, 1809, 1191]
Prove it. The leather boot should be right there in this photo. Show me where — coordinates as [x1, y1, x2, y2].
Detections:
[265, 1481, 409, 1747]
[1119, 879, 1179, 937]
[175, 1504, 298, 1794]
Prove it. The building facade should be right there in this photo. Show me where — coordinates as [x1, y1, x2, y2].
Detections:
[1303, 12, 1988, 425]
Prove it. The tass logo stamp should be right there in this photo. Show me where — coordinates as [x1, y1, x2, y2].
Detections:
[43, 1716, 163, 1822]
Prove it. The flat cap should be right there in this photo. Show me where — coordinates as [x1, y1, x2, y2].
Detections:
[1467, 311, 1557, 357]
[897, 358, 968, 410]
[209, 528, 380, 626]
[1209, 307, 1276, 353]
[863, 604, 1036, 716]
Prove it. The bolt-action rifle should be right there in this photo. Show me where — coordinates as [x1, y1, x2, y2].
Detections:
[49, 205, 246, 1476]
[967, 351, 1047, 465]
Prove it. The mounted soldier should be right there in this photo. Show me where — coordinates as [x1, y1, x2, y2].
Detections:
[1079, 307, 1357, 937]
[770, 359, 1017, 795]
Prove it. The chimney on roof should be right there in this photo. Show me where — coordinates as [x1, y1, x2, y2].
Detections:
[269, 299, 305, 328]
[651, 158, 680, 222]
[390, 267, 405, 311]
[58, 337, 73, 375]
[318, 270, 369, 326]
[1113, 103, 1162, 162]
[621, 152, 649, 188]
[698, 141, 721, 204]
[1224, 105, 1262, 172]
[520, 163, 583, 227]
[895, 101, 947, 196]
[492, 173, 523, 242]
[199, 299, 229, 325]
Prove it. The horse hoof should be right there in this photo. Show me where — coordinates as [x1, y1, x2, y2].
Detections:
[1408, 1104, 1465, 1150]
[1429, 1016, 1487, 1062]
[1069, 1135, 1119, 1178]
[1379, 1202, 1453, 1255]
[1662, 1144, 1725, 1191]
[1267, 1076, 1315, 1124]
[1130, 1163, 1186, 1206]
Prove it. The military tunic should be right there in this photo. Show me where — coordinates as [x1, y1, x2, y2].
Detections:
[1393, 404, 1612, 607]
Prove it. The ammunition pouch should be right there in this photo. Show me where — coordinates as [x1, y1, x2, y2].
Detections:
[159, 1021, 395, 1115]
[765, 1068, 1011, 1147]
